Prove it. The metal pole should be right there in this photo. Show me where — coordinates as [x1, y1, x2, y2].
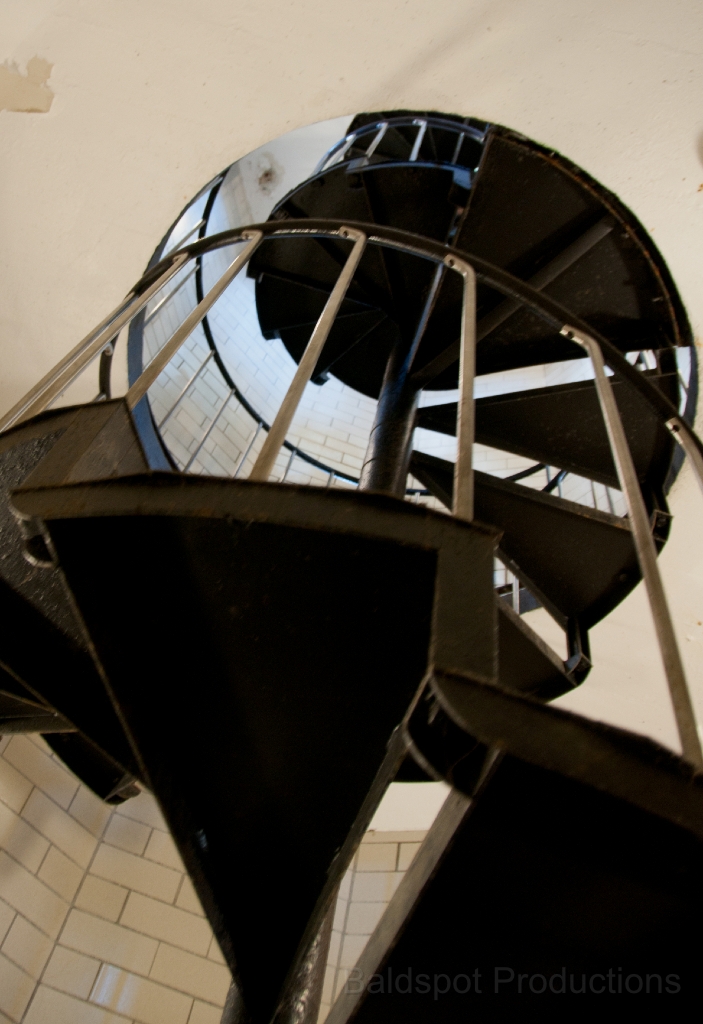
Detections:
[562, 325, 703, 767]
[450, 130, 465, 165]
[666, 417, 703, 501]
[249, 228, 366, 482]
[0, 252, 190, 432]
[183, 392, 234, 473]
[234, 422, 262, 479]
[126, 231, 262, 410]
[365, 122, 388, 159]
[409, 120, 427, 162]
[281, 447, 297, 483]
[446, 256, 477, 521]
[158, 350, 215, 430]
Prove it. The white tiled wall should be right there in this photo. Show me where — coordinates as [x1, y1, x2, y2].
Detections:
[0, 734, 229, 1024]
[0, 733, 427, 1024]
[318, 830, 426, 1022]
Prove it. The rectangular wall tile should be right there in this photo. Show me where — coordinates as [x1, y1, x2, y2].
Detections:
[355, 844, 397, 872]
[0, 950, 36, 1022]
[350, 871, 401, 903]
[339, 933, 369, 970]
[397, 842, 422, 871]
[143, 830, 183, 871]
[0, 758, 33, 814]
[61, 909, 158, 976]
[38, 846, 84, 902]
[114, 794, 167, 832]
[91, 845, 181, 904]
[149, 943, 230, 1004]
[175, 876, 204, 916]
[76, 876, 129, 923]
[0, 851, 68, 939]
[22, 790, 97, 868]
[120, 893, 212, 957]
[344, 902, 385, 936]
[4, 737, 78, 810]
[206, 937, 225, 965]
[69, 788, 114, 839]
[2, 914, 54, 978]
[188, 1000, 223, 1024]
[23, 985, 133, 1024]
[43, 945, 101, 999]
[0, 801, 50, 873]
[104, 816, 151, 857]
[91, 964, 193, 1024]
[0, 899, 15, 945]
[362, 830, 427, 845]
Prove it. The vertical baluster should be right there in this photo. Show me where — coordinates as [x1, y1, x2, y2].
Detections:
[365, 122, 388, 159]
[183, 391, 235, 473]
[234, 422, 263, 479]
[445, 256, 477, 521]
[158, 350, 215, 429]
[409, 120, 427, 162]
[249, 228, 367, 482]
[281, 447, 297, 483]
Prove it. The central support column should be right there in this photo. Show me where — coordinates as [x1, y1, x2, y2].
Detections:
[359, 338, 420, 497]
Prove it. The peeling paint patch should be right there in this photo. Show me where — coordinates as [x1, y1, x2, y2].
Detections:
[0, 56, 53, 113]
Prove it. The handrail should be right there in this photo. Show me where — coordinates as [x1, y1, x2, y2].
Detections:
[313, 115, 486, 175]
[124, 218, 703, 473]
[6, 217, 702, 485]
[0, 252, 189, 432]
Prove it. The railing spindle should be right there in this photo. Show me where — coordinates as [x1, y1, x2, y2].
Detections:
[445, 255, 477, 521]
[248, 228, 367, 483]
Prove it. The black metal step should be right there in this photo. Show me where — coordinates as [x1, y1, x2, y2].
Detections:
[0, 404, 150, 786]
[416, 370, 678, 492]
[443, 127, 690, 379]
[12, 472, 498, 1024]
[409, 451, 644, 628]
[249, 162, 468, 396]
[331, 679, 703, 1022]
[497, 599, 575, 701]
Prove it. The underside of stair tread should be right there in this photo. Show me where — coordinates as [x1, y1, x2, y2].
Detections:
[409, 450, 643, 627]
[454, 128, 690, 350]
[416, 370, 678, 491]
[12, 472, 497, 1023]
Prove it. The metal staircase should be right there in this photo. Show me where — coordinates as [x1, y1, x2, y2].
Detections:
[1, 113, 703, 1018]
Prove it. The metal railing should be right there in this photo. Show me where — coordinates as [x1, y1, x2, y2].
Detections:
[313, 115, 486, 176]
[2, 217, 702, 764]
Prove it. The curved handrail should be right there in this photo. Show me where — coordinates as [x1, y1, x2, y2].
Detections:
[127, 218, 703, 469]
[313, 115, 486, 176]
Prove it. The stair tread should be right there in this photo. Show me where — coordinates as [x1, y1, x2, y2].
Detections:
[416, 371, 678, 490]
[409, 450, 641, 627]
[15, 473, 497, 1023]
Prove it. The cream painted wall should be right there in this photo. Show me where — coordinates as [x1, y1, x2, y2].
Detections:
[1, 0, 703, 756]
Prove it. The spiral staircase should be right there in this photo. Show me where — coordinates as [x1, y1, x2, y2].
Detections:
[1, 112, 703, 1019]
